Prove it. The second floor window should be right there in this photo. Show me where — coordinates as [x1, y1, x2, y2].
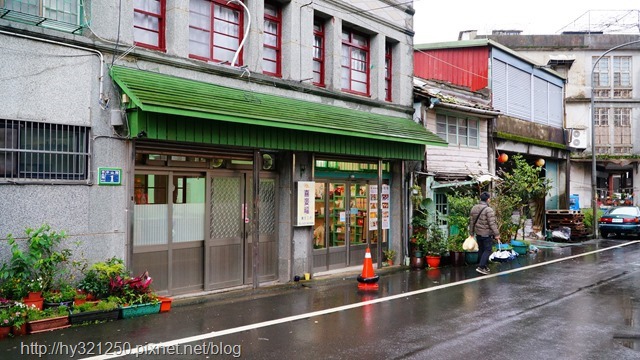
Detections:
[313, 20, 325, 86]
[436, 114, 478, 147]
[134, 0, 166, 51]
[189, 0, 244, 65]
[341, 29, 369, 95]
[263, 2, 281, 76]
[1, 0, 83, 32]
[595, 107, 633, 154]
[385, 44, 392, 101]
[593, 56, 632, 99]
[0, 119, 90, 181]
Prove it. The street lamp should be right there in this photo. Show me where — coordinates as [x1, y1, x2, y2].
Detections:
[590, 39, 640, 238]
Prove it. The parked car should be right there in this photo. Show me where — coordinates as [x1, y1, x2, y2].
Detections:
[598, 206, 640, 239]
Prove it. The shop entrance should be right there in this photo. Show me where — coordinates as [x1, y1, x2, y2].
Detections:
[132, 159, 278, 295]
[132, 172, 207, 295]
[207, 171, 278, 289]
[312, 181, 376, 272]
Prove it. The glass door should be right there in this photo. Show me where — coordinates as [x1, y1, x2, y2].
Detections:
[348, 182, 369, 264]
[171, 174, 205, 294]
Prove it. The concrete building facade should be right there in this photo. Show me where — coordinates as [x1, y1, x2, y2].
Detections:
[0, 1, 445, 295]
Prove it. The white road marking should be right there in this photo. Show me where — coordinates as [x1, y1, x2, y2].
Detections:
[83, 240, 640, 359]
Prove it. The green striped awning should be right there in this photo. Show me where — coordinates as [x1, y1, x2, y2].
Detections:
[110, 66, 446, 147]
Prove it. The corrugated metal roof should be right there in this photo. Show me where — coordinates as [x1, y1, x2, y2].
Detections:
[110, 66, 447, 147]
[414, 39, 564, 79]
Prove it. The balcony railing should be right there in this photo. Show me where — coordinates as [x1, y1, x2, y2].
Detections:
[0, 0, 87, 34]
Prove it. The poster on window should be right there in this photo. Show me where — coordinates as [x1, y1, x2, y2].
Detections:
[296, 181, 315, 226]
[369, 185, 378, 230]
[381, 184, 390, 230]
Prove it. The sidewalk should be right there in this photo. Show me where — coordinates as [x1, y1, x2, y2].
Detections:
[170, 236, 597, 309]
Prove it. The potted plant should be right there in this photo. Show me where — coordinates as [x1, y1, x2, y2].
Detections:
[68, 297, 120, 325]
[78, 257, 128, 300]
[109, 271, 160, 319]
[446, 191, 476, 266]
[409, 232, 427, 269]
[0, 224, 73, 304]
[383, 249, 397, 266]
[6, 303, 28, 336]
[0, 305, 15, 339]
[27, 305, 70, 334]
[447, 236, 465, 267]
[43, 285, 76, 308]
[410, 195, 432, 269]
[425, 223, 447, 268]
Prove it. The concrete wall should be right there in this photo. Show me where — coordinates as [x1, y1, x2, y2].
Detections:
[0, 33, 128, 265]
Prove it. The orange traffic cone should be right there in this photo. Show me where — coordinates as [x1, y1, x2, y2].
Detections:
[357, 247, 379, 291]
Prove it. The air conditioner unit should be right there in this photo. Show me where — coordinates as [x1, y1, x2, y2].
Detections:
[568, 129, 587, 150]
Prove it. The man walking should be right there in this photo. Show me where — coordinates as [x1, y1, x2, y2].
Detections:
[469, 192, 500, 275]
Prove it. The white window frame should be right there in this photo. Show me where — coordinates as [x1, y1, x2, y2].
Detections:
[436, 114, 479, 147]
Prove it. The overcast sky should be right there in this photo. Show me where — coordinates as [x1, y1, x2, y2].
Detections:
[412, 1, 640, 44]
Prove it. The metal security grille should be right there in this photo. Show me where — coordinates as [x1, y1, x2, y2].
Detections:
[259, 179, 276, 235]
[0, 0, 86, 33]
[0, 119, 90, 182]
[210, 176, 242, 239]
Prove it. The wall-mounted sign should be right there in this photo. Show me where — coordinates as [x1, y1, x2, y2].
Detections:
[295, 181, 315, 226]
[369, 185, 390, 230]
[381, 184, 390, 230]
[98, 167, 122, 185]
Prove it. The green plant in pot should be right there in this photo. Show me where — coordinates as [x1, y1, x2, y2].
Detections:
[28, 305, 69, 321]
[0, 224, 72, 300]
[382, 249, 397, 265]
[43, 284, 76, 306]
[78, 257, 128, 299]
[71, 298, 119, 314]
[425, 223, 447, 256]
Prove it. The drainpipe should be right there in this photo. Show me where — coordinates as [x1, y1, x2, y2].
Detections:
[0, 29, 107, 108]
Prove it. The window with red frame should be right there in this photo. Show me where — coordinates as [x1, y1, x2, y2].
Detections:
[189, 0, 244, 65]
[134, 0, 166, 51]
[312, 19, 325, 86]
[385, 44, 392, 101]
[263, 2, 281, 76]
[341, 29, 369, 95]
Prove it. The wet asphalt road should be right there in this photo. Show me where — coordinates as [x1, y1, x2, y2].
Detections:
[2, 238, 640, 359]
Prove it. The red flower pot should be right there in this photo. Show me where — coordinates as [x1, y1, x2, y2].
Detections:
[0, 326, 10, 340]
[425, 255, 441, 268]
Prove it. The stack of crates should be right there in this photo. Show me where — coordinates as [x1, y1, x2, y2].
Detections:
[545, 210, 590, 241]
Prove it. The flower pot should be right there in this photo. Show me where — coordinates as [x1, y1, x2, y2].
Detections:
[28, 291, 43, 300]
[451, 251, 465, 267]
[28, 316, 70, 334]
[410, 253, 425, 269]
[425, 255, 441, 268]
[69, 309, 120, 325]
[11, 323, 27, 336]
[465, 251, 479, 265]
[22, 297, 44, 310]
[119, 303, 160, 319]
[157, 296, 173, 313]
[0, 326, 10, 340]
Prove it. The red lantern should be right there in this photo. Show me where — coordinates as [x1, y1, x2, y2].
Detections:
[497, 153, 508, 163]
[535, 158, 545, 167]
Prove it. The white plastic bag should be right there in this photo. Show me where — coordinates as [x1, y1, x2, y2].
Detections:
[462, 235, 478, 251]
